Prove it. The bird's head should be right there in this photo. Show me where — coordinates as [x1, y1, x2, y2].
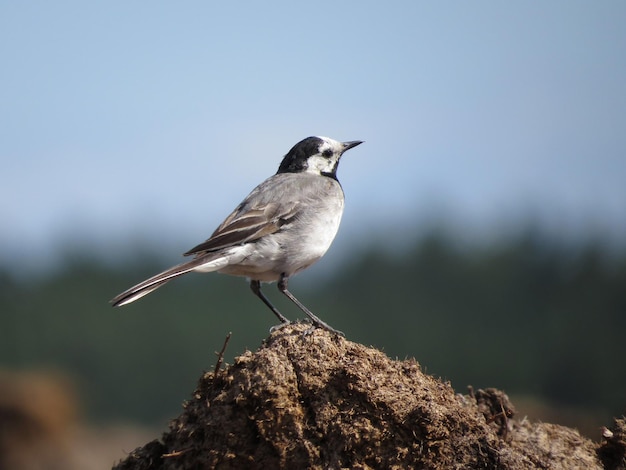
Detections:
[277, 136, 363, 179]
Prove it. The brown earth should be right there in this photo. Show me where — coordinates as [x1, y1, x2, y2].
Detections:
[113, 323, 625, 470]
[0, 370, 156, 470]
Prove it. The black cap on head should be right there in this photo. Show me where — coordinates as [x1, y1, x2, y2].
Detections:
[277, 136, 325, 174]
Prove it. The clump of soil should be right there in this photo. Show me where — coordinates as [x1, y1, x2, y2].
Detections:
[0, 370, 78, 470]
[113, 323, 619, 469]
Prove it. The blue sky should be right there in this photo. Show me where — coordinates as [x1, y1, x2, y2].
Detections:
[1, 2, 625, 273]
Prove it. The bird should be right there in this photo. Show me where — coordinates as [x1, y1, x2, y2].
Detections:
[110, 136, 363, 335]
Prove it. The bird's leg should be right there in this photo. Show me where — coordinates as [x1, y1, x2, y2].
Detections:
[250, 280, 290, 324]
[277, 274, 345, 336]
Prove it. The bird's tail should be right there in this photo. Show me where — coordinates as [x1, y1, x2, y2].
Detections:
[110, 253, 226, 307]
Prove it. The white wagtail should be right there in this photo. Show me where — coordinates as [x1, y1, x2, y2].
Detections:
[111, 136, 363, 335]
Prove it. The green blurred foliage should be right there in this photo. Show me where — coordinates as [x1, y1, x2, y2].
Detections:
[1, 229, 624, 427]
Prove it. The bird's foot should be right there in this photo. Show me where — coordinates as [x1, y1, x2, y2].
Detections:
[269, 321, 293, 334]
[302, 317, 345, 337]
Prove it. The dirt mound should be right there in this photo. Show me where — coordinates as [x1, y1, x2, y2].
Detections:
[0, 370, 78, 470]
[113, 323, 620, 469]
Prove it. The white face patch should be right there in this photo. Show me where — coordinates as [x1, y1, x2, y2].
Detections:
[304, 137, 345, 175]
[305, 154, 339, 174]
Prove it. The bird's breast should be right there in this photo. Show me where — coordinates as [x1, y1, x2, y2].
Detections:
[218, 176, 345, 281]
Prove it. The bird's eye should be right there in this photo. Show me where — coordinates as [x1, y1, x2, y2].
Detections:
[322, 149, 333, 158]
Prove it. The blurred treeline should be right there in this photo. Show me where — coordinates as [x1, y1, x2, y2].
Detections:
[1, 229, 624, 431]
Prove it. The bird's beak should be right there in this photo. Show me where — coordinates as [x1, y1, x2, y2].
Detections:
[341, 140, 364, 153]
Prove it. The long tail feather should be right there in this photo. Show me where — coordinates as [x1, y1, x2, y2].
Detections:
[111, 279, 172, 306]
[110, 254, 226, 307]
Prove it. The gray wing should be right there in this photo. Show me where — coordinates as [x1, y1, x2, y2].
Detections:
[111, 173, 330, 307]
[110, 196, 298, 307]
[183, 175, 302, 256]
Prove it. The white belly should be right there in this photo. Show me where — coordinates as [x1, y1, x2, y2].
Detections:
[218, 178, 344, 282]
